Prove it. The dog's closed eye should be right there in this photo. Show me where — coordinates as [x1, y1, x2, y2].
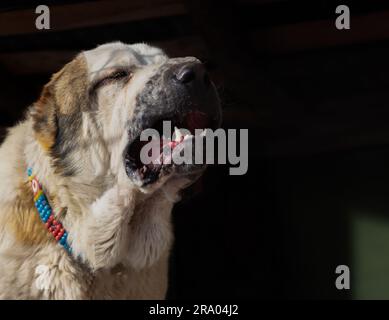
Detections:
[92, 69, 132, 91]
[108, 70, 130, 81]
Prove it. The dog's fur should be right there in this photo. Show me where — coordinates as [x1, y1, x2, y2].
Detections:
[0, 42, 220, 299]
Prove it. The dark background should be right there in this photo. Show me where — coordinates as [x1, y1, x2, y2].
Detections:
[1, 0, 389, 299]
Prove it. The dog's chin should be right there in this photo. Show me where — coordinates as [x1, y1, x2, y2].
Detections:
[126, 162, 207, 194]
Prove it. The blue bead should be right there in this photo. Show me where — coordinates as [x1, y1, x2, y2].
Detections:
[27, 168, 33, 176]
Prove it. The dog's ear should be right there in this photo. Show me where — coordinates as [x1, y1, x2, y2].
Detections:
[31, 70, 63, 151]
[31, 55, 88, 151]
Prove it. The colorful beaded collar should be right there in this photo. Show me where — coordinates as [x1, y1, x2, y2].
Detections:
[27, 168, 72, 253]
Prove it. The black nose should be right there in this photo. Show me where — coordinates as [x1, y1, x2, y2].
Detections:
[175, 67, 196, 84]
[174, 63, 209, 85]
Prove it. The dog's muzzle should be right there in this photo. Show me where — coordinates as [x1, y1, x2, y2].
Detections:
[124, 57, 222, 187]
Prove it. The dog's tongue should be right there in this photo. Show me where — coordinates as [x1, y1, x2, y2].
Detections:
[185, 111, 210, 133]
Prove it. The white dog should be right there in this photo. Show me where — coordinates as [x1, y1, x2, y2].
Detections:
[0, 42, 221, 299]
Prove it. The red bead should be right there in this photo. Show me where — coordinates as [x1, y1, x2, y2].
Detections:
[55, 229, 64, 241]
[45, 216, 54, 228]
[53, 225, 61, 236]
[57, 229, 64, 237]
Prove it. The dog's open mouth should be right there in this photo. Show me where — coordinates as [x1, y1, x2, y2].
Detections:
[124, 110, 215, 186]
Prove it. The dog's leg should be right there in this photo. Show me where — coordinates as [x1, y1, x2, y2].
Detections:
[69, 183, 137, 270]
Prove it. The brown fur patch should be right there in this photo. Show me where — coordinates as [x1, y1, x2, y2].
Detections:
[54, 56, 89, 115]
[32, 54, 89, 150]
[7, 181, 51, 246]
[33, 84, 57, 151]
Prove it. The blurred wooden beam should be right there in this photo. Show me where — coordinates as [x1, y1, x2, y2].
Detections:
[253, 10, 389, 54]
[0, 0, 187, 36]
[0, 50, 77, 74]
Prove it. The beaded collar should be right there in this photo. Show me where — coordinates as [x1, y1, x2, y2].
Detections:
[27, 168, 72, 253]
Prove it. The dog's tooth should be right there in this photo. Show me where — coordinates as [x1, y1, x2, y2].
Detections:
[174, 126, 183, 142]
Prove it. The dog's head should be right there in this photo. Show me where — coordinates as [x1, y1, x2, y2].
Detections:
[31, 42, 221, 195]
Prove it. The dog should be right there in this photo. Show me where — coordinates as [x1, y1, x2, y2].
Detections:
[0, 42, 221, 299]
